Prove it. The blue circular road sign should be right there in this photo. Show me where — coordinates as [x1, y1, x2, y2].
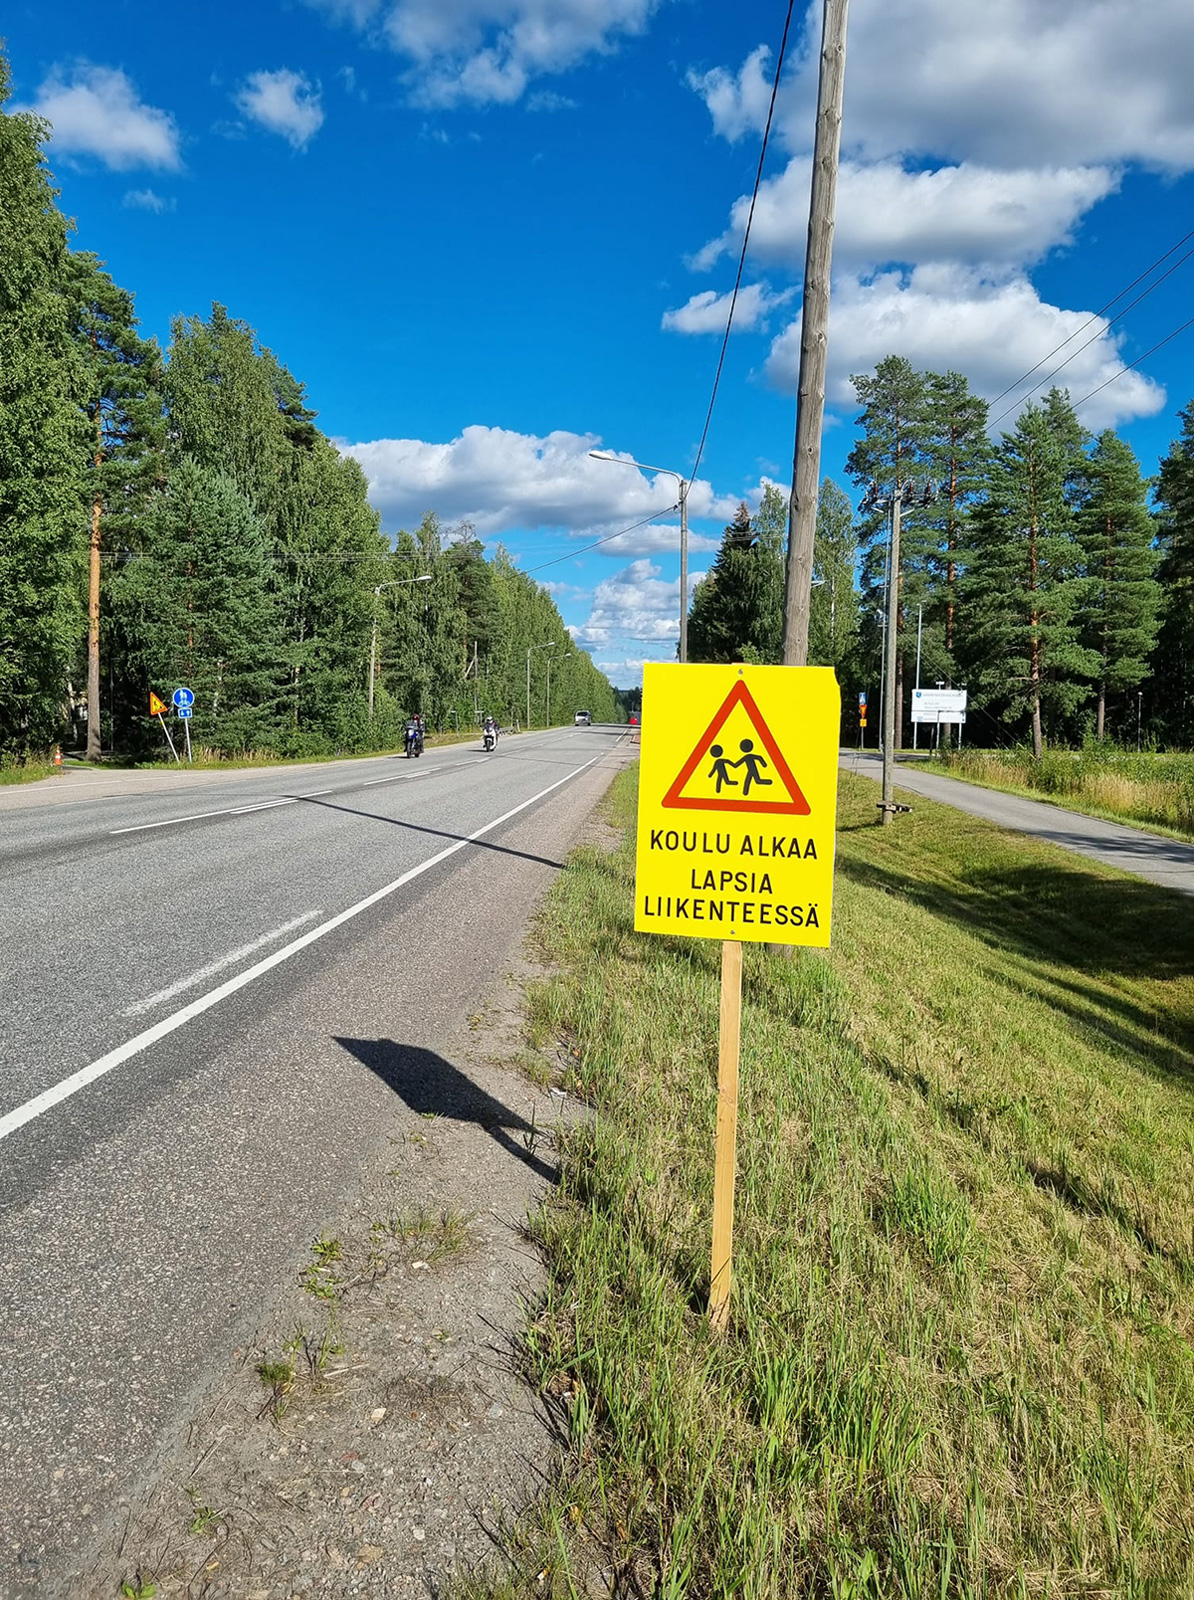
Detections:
[172, 686, 195, 708]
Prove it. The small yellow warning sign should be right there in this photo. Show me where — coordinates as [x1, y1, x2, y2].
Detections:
[148, 691, 167, 717]
[635, 663, 840, 947]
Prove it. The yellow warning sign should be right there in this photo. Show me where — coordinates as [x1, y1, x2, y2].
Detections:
[148, 691, 167, 717]
[635, 663, 840, 947]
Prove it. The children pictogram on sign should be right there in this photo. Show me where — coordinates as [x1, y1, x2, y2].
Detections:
[662, 679, 811, 815]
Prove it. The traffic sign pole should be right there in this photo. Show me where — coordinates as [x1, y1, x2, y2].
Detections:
[158, 713, 179, 763]
[184, 716, 192, 764]
[709, 937, 742, 1333]
[634, 663, 840, 1332]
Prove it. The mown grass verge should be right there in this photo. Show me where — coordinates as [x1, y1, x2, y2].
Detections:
[933, 747, 1194, 842]
[0, 760, 59, 785]
[471, 766, 1194, 1599]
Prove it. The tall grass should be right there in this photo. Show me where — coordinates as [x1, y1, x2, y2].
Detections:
[473, 768, 1194, 1599]
[935, 746, 1194, 839]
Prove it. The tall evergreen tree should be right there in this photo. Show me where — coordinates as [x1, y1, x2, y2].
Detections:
[846, 356, 929, 747]
[808, 478, 860, 676]
[69, 252, 165, 758]
[0, 58, 87, 760]
[687, 494, 785, 664]
[1153, 404, 1194, 745]
[164, 305, 290, 523]
[921, 370, 989, 665]
[1076, 431, 1160, 739]
[111, 457, 286, 753]
[964, 402, 1098, 756]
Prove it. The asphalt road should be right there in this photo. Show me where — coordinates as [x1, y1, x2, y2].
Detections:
[841, 749, 1194, 896]
[0, 725, 631, 1595]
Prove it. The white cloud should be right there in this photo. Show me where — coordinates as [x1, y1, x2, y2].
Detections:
[764, 266, 1167, 431]
[692, 159, 1118, 275]
[19, 64, 180, 170]
[662, 281, 794, 334]
[683, 3, 1194, 430]
[694, 2, 1194, 174]
[122, 187, 175, 213]
[339, 424, 743, 536]
[687, 45, 774, 146]
[307, 0, 658, 106]
[235, 69, 324, 149]
[526, 89, 578, 112]
[570, 559, 683, 648]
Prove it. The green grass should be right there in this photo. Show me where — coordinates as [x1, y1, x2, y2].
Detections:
[934, 746, 1194, 841]
[0, 760, 60, 785]
[471, 765, 1194, 1599]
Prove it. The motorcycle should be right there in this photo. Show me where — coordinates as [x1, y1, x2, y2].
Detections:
[404, 722, 424, 759]
[482, 724, 497, 753]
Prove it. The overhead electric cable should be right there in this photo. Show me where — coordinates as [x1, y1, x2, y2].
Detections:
[987, 223, 1194, 407]
[1066, 311, 1194, 412]
[987, 239, 1194, 428]
[522, 505, 680, 576]
[688, 0, 796, 485]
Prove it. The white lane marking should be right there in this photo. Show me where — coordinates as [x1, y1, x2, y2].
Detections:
[110, 803, 269, 834]
[106, 753, 496, 830]
[231, 798, 297, 815]
[359, 757, 489, 787]
[0, 751, 606, 1144]
[120, 912, 324, 1018]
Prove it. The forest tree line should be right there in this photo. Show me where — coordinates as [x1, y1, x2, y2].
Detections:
[0, 58, 620, 766]
[689, 355, 1194, 754]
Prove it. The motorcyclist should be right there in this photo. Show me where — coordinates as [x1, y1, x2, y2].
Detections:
[404, 715, 423, 757]
[482, 713, 498, 751]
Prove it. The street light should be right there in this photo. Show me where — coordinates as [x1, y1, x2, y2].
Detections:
[860, 479, 937, 826]
[589, 449, 690, 663]
[368, 574, 432, 717]
[527, 641, 556, 731]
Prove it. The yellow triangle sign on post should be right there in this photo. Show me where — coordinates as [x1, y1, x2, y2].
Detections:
[148, 691, 167, 717]
[661, 680, 811, 815]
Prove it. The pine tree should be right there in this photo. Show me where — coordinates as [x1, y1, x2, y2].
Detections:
[921, 371, 989, 664]
[808, 479, 860, 676]
[164, 305, 291, 523]
[964, 403, 1098, 756]
[1153, 404, 1194, 744]
[845, 356, 928, 747]
[69, 252, 165, 758]
[0, 56, 87, 760]
[1076, 431, 1159, 740]
[687, 496, 785, 663]
[111, 457, 286, 753]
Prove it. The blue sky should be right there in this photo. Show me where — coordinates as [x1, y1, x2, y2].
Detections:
[7, 0, 1194, 686]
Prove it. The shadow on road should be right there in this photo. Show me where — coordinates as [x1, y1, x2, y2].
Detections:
[334, 1036, 557, 1181]
[289, 794, 565, 870]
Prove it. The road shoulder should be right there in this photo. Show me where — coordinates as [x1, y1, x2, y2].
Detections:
[81, 943, 581, 1600]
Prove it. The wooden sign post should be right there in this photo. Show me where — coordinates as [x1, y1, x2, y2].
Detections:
[633, 664, 840, 1331]
[709, 938, 742, 1331]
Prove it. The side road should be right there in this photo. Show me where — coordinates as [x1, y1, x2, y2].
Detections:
[841, 749, 1194, 898]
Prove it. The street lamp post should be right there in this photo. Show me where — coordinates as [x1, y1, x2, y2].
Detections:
[862, 480, 934, 826]
[589, 450, 690, 663]
[527, 641, 555, 730]
[369, 574, 432, 717]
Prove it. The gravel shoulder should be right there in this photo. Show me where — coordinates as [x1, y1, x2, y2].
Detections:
[80, 950, 580, 1600]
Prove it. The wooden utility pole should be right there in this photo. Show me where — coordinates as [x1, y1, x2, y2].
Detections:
[880, 490, 902, 825]
[780, 0, 850, 668]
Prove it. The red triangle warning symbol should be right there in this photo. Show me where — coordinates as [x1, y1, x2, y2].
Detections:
[661, 680, 811, 815]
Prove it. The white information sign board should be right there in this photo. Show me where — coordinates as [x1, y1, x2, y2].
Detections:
[911, 688, 967, 724]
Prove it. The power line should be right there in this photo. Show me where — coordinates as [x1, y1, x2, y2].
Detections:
[522, 505, 680, 576]
[1067, 310, 1194, 413]
[688, 0, 796, 485]
[987, 238, 1194, 429]
[987, 223, 1194, 408]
